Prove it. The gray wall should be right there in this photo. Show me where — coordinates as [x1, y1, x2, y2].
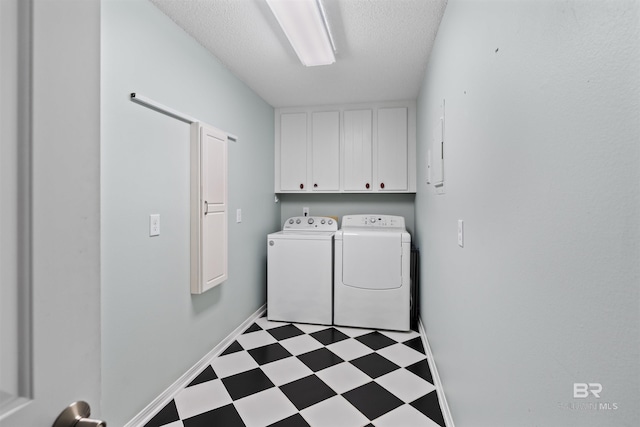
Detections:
[279, 194, 416, 235]
[101, 0, 278, 425]
[415, 1, 639, 426]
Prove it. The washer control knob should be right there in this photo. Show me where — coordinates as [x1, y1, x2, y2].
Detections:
[321, 219, 326, 224]
[370, 217, 377, 223]
[308, 218, 314, 224]
[296, 219, 301, 224]
[328, 219, 333, 225]
[289, 219, 294, 224]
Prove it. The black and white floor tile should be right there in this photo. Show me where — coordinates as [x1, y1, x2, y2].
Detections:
[144, 316, 446, 427]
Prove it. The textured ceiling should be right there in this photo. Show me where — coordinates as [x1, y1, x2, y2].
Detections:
[150, 0, 447, 107]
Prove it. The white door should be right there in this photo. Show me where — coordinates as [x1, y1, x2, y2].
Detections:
[311, 111, 340, 191]
[191, 123, 228, 294]
[202, 126, 228, 289]
[1, 0, 102, 425]
[343, 110, 373, 191]
[377, 107, 408, 191]
[279, 112, 308, 191]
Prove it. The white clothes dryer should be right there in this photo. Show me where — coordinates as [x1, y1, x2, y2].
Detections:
[334, 215, 411, 331]
[267, 216, 337, 325]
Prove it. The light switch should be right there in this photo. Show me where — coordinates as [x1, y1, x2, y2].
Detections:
[150, 214, 160, 236]
[458, 220, 464, 247]
[236, 209, 242, 223]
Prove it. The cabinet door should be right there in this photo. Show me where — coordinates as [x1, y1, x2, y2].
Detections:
[343, 110, 372, 191]
[312, 111, 340, 191]
[280, 113, 307, 191]
[377, 107, 408, 191]
[191, 122, 228, 294]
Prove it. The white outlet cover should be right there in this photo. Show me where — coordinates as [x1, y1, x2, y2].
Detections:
[150, 214, 160, 237]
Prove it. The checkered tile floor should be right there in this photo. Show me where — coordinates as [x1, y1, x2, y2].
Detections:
[144, 316, 446, 427]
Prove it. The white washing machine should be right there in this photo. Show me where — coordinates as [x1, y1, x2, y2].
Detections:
[334, 214, 411, 331]
[267, 216, 337, 325]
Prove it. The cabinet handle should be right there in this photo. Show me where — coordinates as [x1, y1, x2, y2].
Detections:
[380, 182, 385, 189]
[365, 183, 370, 189]
[300, 183, 304, 189]
[314, 183, 318, 188]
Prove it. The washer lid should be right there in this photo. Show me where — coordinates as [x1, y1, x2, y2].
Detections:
[268, 231, 335, 240]
[342, 232, 402, 289]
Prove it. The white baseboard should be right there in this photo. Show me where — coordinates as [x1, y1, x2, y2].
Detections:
[124, 305, 267, 427]
[418, 317, 455, 427]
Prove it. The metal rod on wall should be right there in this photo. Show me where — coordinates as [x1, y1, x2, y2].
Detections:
[130, 93, 238, 142]
[130, 92, 195, 124]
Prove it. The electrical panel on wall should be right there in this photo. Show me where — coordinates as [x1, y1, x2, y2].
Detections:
[428, 100, 445, 194]
[432, 116, 444, 190]
[190, 122, 228, 294]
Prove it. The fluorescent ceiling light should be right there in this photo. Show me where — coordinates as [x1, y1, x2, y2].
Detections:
[266, 0, 335, 67]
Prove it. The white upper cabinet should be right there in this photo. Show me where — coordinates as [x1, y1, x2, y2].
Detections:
[275, 101, 415, 193]
[343, 109, 373, 191]
[312, 111, 340, 191]
[279, 112, 307, 191]
[377, 107, 408, 191]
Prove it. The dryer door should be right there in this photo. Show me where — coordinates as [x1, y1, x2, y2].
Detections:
[342, 232, 402, 289]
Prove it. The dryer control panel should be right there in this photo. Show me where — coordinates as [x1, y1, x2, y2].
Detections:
[282, 216, 338, 231]
[341, 215, 406, 229]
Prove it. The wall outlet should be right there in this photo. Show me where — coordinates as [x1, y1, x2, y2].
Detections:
[303, 207, 309, 217]
[149, 214, 160, 237]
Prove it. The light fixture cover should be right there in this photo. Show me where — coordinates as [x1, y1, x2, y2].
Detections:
[266, 0, 335, 67]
